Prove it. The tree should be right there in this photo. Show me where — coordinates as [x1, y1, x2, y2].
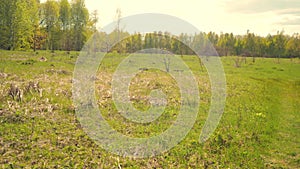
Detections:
[0, 0, 17, 50]
[171, 36, 180, 55]
[42, 0, 60, 50]
[207, 31, 218, 47]
[114, 8, 122, 53]
[217, 33, 235, 56]
[234, 36, 243, 56]
[273, 30, 286, 63]
[178, 33, 191, 55]
[192, 32, 205, 55]
[144, 33, 153, 49]
[27, 0, 40, 51]
[71, 0, 89, 51]
[0, 0, 38, 50]
[59, 0, 71, 50]
[265, 34, 275, 57]
[243, 30, 256, 62]
[285, 34, 300, 59]
[88, 10, 98, 33]
[130, 33, 142, 52]
[164, 32, 172, 51]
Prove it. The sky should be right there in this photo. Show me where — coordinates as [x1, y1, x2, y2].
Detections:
[42, 0, 300, 36]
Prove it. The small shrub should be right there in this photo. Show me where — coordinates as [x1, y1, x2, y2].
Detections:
[8, 84, 23, 102]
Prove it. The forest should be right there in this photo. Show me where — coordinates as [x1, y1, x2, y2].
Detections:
[0, 0, 300, 58]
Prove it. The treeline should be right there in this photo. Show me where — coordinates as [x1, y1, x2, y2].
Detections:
[0, 0, 97, 51]
[97, 30, 300, 58]
[0, 0, 299, 58]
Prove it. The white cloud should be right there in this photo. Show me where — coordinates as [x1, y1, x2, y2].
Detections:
[221, 0, 300, 30]
[222, 0, 300, 13]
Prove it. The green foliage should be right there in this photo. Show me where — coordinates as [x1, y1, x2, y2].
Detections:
[70, 0, 89, 51]
[95, 30, 300, 59]
[59, 0, 71, 31]
[0, 0, 96, 51]
[0, 0, 38, 50]
[1, 1, 299, 58]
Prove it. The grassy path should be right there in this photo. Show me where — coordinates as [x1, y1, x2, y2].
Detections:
[265, 80, 300, 168]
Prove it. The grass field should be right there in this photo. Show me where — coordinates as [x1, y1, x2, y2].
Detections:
[0, 50, 299, 168]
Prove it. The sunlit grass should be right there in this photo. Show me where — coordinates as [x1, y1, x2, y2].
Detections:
[0, 50, 299, 168]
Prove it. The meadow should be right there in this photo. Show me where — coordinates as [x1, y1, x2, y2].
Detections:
[0, 50, 299, 168]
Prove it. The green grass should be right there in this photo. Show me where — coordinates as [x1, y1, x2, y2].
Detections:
[0, 50, 299, 168]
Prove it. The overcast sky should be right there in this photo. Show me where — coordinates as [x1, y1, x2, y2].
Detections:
[42, 0, 300, 36]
